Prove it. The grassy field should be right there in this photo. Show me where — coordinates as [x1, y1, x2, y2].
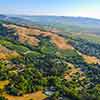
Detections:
[70, 33, 100, 44]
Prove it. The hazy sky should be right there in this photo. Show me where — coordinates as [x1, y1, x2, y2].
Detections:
[0, 0, 100, 19]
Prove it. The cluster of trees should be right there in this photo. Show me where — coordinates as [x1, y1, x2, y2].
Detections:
[0, 96, 7, 100]
[58, 49, 86, 67]
[6, 65, 43, 96]
[0, 22, 100, 99]
[70, 38, 100, 59]
[0, 62, 9, 80]
[0, 36, 68, 97]
[85, 64, 100, 84]
[6, 36, 100, 99]
[0, 23, 18, 40]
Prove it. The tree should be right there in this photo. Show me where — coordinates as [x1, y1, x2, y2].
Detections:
[0, 96, 7, 100]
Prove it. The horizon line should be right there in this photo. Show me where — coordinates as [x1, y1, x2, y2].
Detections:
[0, 13, 100, 20]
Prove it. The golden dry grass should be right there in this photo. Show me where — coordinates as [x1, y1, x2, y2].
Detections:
[4, 24, 40, 46]
[64, 63, 85, 80]
[76, 50, 100, 64]
[3, 91, 47, 100]
[0, 45, 19, 60]
[51, 34, 73, 49]
[4, 24, 73, 50]
[0, 80, 9, 89]
[82, 54, 100, 64]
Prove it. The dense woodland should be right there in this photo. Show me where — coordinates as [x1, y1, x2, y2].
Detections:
[0, 21, 100, 100]
[70, 38, 100, 59]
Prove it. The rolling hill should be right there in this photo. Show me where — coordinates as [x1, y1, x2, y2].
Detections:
[0, 15, 100, 100]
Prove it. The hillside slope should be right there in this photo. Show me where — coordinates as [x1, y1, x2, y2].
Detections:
[0, 21, 100, 100]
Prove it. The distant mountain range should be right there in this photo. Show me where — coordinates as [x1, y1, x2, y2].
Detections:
[0, 14, 100, 35]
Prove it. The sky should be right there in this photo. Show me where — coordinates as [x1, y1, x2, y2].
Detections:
[0, 0, 100, 19]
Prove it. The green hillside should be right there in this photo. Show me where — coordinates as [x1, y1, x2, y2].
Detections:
[0, 20, 100, 100]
